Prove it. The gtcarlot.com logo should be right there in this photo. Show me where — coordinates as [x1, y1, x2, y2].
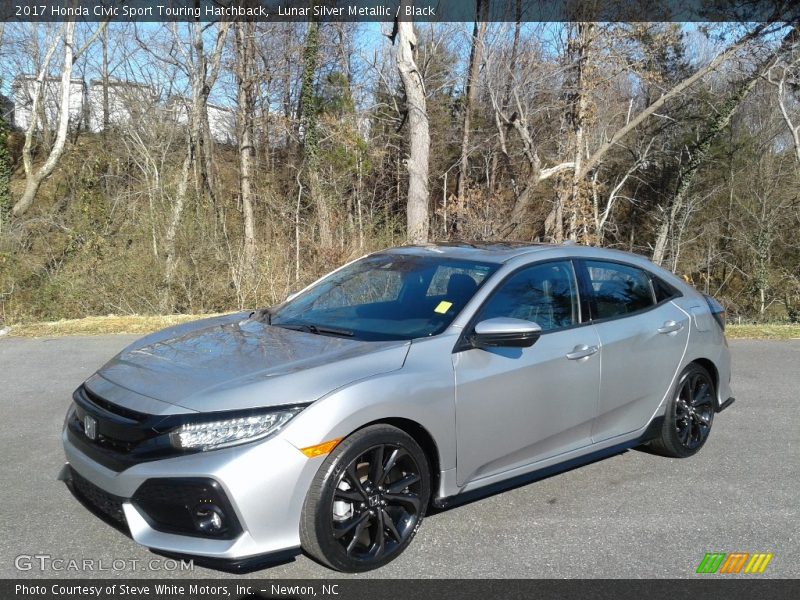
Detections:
[696, 552, 773, 574]
[14, 554, 193, 572]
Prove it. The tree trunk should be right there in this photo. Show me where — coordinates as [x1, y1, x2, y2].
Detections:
[490, 0, 521, 194]
[0, 110, 11, 233]
[160, 22, 229, 309]
[394, 1, 430, 244]
[235, 20, 258, 276]
[455, 0, 488, 231]
[193, 21, 228, 214]
[299, 18, 333, 247]
[101, 25, 109, 138]
[545, 23, 594, 244]
[161, 145, 192, 312]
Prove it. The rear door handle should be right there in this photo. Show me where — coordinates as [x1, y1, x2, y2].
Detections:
[566, 344, 599, 360]
[658, 320, 684, 334]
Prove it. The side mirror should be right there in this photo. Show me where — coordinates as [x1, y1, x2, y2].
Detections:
[470, 317, 542, 349]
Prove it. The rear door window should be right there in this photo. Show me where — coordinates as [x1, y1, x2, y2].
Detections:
[584, 261, 655, 319]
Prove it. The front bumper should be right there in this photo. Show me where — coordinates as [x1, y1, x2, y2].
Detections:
[61, 427, 322, 562]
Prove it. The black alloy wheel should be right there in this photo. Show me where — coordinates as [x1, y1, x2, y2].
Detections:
[300, 424, 431, 572]
[674, 370, 715, 450]
[649, 363, 715, 458]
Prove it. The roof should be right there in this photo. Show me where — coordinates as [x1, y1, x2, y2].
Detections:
[12, 76, 86, 86]
[383, 241, 558, 263]
[89, 79, 155, 89]
[381, 240, 667, 269]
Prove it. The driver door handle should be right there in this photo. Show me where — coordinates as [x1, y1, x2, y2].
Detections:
[566, 344, 599, 360]
[658, 320, 684, 334]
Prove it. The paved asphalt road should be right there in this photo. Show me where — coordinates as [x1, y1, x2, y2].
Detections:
[0, 335, 797, 579]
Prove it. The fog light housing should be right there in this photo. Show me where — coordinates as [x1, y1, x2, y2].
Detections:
[192, 503, 226, 534]
[132, 478, 241, 539]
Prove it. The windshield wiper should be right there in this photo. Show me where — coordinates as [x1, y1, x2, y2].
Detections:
[274, 323, 354, 337]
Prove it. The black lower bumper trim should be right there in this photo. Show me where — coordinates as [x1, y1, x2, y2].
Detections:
[132, 477, 243, 540]
[151, 547, 301, 574]
[61, 465, 131, 537]
[717, 397, 735, 413]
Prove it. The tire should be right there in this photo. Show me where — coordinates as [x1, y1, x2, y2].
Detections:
[649, 363, 715, 458]
[300, 424, 431, 572]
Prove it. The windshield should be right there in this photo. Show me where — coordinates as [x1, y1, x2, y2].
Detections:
[270, 253, 499, 341]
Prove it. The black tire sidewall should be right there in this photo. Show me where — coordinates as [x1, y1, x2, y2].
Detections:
[660, 364, 715, 458]
[301, 424, 431, 572]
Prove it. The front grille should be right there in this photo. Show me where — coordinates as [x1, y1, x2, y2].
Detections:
[69, 468, 128, 530]
[94, 435, 137, 454]
[69, 385, 175, 471]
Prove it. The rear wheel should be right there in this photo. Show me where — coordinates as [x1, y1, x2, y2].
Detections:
[649, 363, 715, 458]
[300, 424, 430, 572]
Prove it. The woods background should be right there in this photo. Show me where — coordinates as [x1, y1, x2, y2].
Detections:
[0, 9, 799, 324]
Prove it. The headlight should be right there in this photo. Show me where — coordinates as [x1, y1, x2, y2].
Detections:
[169, 407, 303, 451]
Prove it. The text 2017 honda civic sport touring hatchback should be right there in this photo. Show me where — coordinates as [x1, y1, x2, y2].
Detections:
[60, 243, 734, 572]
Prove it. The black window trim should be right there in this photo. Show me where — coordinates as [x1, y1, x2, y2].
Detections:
[452, 258, 588, 353]
[650, 273, 683, 305]
[573, 258, 683, 325]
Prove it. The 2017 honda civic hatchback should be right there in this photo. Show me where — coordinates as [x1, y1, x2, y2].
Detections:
[60, 243, 734, 572]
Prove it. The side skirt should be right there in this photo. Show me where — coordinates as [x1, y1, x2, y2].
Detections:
[433, 417, 664, 510]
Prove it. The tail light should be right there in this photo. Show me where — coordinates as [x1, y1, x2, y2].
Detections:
[703, 295, 726, 331]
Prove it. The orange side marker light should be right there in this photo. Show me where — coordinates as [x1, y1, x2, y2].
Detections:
[300, 438, 343, 458]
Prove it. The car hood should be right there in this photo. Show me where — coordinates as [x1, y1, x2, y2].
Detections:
[85, 312, 411, 414]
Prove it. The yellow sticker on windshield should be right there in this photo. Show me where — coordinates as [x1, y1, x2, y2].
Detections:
[434, 301, 453, 314]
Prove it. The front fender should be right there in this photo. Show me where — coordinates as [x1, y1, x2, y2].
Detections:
[279, 334, 458, 473]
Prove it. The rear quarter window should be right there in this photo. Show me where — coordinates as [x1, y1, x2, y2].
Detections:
[652, 276, 680, 303]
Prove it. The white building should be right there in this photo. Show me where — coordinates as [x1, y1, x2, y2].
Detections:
[11, 76, 235, 144]
[12, 76, 87, 132]
[86, 80, 160, 133]
[166, 95, 236, 145]
[207, 103, 236, 145]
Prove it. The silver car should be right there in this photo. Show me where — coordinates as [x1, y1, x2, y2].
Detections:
[60, 243, 734, 572]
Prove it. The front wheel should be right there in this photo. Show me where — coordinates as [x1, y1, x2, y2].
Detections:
[649, 363, 715, 458]
[300, 424, 431, 572]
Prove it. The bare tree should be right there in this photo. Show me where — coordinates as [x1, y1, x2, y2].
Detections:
[547, 22, 596, 243]
[490, 22, 775, 240]
[766, 42, 800, 164]
[455, 0, 489, 230]
[156, 21, 229, 309]
[592, 137, 655, 244]
[234, 20, 258, 278]
[13, 21, 107, 216]
[392, 0, 430, 244]
[653, 27, 800, 266]
[298, 17, 333, 248]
